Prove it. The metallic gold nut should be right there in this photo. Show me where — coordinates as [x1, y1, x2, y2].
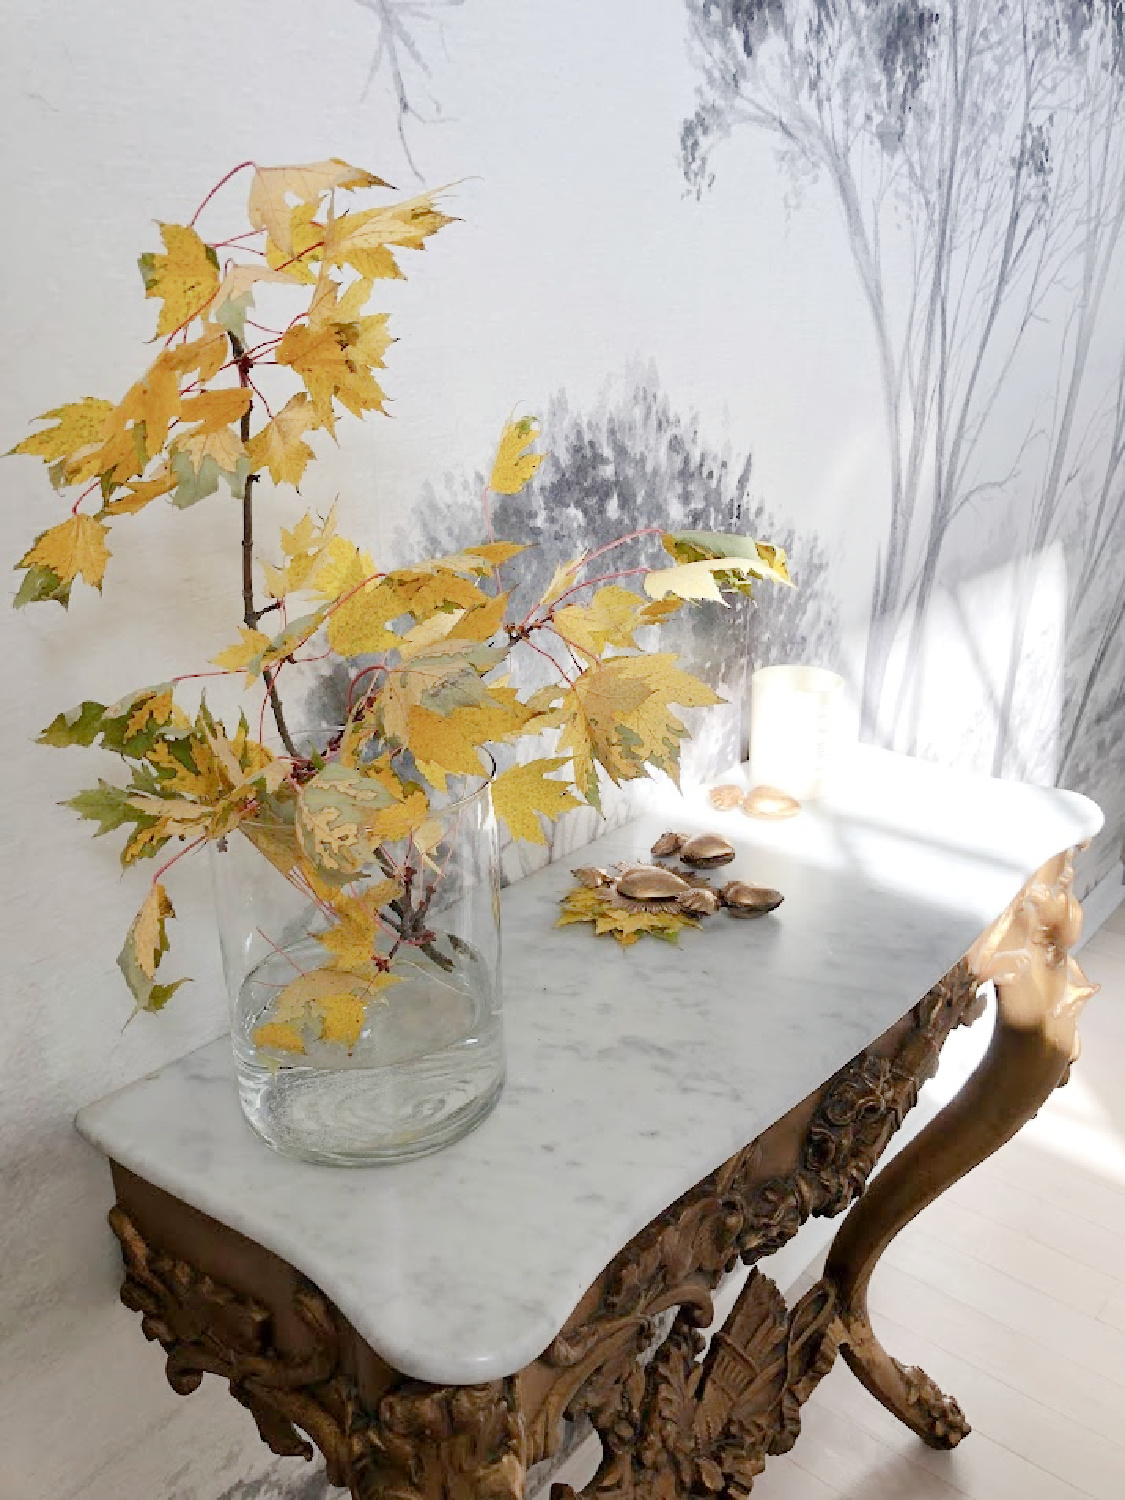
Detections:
[650, 830, 685, 858]
[679, 833, 737, 868]
[571, 866, 614, 888]
[719, 881, 784, 916]
[677, 887, 721, 915]
[742, 785, 801, 820]
[616, 866, 692, 900]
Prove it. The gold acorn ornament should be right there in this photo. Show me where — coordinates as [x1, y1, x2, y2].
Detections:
[719, 881, 784, 917]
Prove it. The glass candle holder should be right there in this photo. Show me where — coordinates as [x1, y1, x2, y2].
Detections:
[210, 772, 503, 1166]
[748, 665, 846, 802]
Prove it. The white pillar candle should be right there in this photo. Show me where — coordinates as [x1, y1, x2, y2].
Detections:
[748, 665, 845, 802]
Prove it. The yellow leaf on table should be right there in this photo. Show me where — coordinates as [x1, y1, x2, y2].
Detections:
[246, 395, 318, 487]
[10, 398, 116, 467]
[556, 883, 699, 946]
[138, 223, 220, 336]
[489, 417, 543, 495]
[491, 757, 580, 844]
[20, 515, 110, 590]
[248, 158, 388, 254]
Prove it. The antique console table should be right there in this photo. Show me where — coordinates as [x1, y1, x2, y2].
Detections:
[76, 747, 1102, 1499]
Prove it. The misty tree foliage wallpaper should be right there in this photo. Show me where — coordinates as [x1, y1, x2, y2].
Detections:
[679, 0, 1125, 883]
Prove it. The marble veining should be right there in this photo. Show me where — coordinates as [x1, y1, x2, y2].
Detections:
[76, 748, 1102, 1385]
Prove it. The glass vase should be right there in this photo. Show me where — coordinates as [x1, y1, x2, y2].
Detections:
[210, 775, 504, 1165]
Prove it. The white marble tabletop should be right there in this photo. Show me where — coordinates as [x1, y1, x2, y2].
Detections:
[77, 747, 1102, 1384]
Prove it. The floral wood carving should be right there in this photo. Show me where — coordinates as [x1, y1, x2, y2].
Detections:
[527, 961, 981, 1465]
[108, 1205, 526, 1500]
[554, 1273, 839, 1500]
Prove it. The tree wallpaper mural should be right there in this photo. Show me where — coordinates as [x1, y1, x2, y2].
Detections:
[682, 0, 1125, 875]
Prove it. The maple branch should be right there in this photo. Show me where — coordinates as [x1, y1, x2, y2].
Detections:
[230, 333, 298, 759]
[151, 835, 207, 884]
[547, 565, 651, 611]
[190, 160, 256, 227]
[569, 526, 665, 576]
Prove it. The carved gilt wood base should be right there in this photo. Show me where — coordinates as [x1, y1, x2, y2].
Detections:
[104, 853, 1094, 1499]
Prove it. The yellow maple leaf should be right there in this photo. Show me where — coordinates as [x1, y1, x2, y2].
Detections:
[489, 417, 543, 494]
[165, 326, 229, 383]
[275, 321, 386, 434]
[557, 654, 724, 804]
[314, 882, 404, 974]
[138, 223, 220, 336]
[10, 398, 116, 469]
[212, 625, 271, 681]
[248, 158, 388, 254]
[131, 882, 174, 979]
[323, 187, 455, 277]
[556, 884, 699, 946]
[491, 757, 580, 844]
[405, 705, 488, 776]
[125, 687, 182, 740]
[323, 555, 400, 657]
[447, 590, 510, 644]
[263, 504, 338, 598]
[117, 354, 183, 457]
[253, 1020, 306, 1054]
[117, 880, 189, 1010]
[102, 467, 177, 515]
[178, 387, 253, 433]
[246, 394, 318, 487]
[20, 515, 110, 591]
[172, 424, 249, 495]
[553, 585, 648, 660]
[319, 991, 368, 1047]
[264, 201, 326, 283]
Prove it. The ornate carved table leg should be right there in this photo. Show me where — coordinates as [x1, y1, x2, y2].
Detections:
[824, 850, 1097, 1448]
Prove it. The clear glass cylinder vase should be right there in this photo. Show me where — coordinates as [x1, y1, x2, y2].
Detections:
[210, 776, 504, 1165]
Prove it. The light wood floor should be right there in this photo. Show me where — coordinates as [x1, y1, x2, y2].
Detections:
[748, 897, 1125, 1500]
